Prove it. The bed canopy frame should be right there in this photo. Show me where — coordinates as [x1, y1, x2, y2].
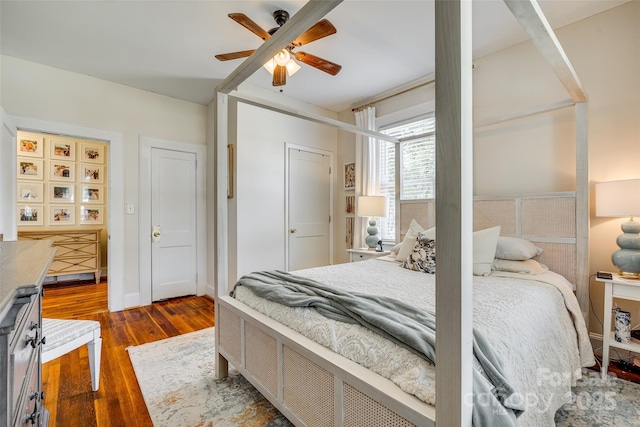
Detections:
[213, 1, 589, 425]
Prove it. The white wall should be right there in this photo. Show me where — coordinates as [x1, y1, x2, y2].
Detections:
[1, 55, 207, 306]
[0, 110, 17, 241]
[230, 88, 338, 280]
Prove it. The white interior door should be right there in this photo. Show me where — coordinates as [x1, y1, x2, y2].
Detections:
[151, 148, 197, 301]
[288, 148, 331, 271]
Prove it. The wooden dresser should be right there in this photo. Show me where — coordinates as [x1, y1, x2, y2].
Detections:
[0, 240, 56, 427]
[18, 229, 102, 284]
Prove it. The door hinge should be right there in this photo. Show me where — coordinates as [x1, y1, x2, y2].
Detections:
[329, 166, 331, 174]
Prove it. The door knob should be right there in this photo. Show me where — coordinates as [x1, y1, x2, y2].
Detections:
[152, 225, 161, 242]
[153, 232, 160, 237]
[290, 228, 297, 234]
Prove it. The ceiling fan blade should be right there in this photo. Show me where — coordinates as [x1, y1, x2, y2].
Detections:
[292, 19, 337, 46]
[228, 13, 270, 40]
[294, 52, 342, 76]
[272, 65, 287, 87]
[215, 50, 256, 61]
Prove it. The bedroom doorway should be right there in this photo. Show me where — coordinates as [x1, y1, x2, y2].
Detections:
[286, 144, 333, 271]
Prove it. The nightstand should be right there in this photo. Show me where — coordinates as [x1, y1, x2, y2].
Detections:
[347, 248, 390, 262]
[596, 273, 640, 379]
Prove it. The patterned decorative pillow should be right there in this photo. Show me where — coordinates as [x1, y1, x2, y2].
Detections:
[402, 235, 436, 274]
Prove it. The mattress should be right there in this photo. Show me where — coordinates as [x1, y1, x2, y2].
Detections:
[232, 259, 594, 426]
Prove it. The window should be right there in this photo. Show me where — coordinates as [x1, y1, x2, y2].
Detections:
[377, 115, 436, 239]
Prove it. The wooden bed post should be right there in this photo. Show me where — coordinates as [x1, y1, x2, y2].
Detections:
[503, 0, 590, 325]
[213, 0, 344, 380]
[215, 91, 230, 378]
[575, 101, 590, 326]
[435, 0, 474, 425]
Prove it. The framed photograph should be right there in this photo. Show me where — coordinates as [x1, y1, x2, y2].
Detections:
[17, 204, 44, 226]
[50, 160, 75, 181]
[17, 134, 44, 158]
[17, 181, 44, 203]
[344, 162, 355, 190]
[79, 205, 104, 225]
[80, 143, 104, 164]
[49, 205, 75, 225]
[49, 183, 75, 203]
[50, 139, 76, 161]
[18, 158, 44, 180]
[80, 163, 104, 183]
[80, 184, 103, 203]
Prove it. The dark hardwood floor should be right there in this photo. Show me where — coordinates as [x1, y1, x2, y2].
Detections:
[41, 281, 214, 427]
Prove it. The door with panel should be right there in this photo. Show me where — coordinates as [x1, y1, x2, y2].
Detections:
[151, 148, 197, 301]
[287, 147, 332, 271]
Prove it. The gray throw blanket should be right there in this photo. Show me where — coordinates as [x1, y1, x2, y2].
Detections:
[230, 270, 525, 426]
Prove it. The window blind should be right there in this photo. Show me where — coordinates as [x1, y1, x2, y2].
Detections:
[377, 115, 436, 239]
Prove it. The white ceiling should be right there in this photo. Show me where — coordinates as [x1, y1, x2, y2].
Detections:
[0, 1, 628, 112]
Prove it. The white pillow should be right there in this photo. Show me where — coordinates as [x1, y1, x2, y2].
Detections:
[473, 226, 501, 276]
[495, 236, 543, 260]
[418, 227, 436, 239]
[492, 259, 549, 275]
[390, 242, 402, 255]
[396, 219, 425, 262]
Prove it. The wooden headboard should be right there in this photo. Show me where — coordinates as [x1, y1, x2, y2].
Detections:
[399, 192, 578, 285]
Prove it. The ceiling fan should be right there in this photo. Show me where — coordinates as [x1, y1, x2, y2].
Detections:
[215, 9, 342, 87]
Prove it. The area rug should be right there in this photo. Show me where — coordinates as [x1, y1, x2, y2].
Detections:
[129, 327, 640, 426]
[127, 327, 292, 427]
[555, 369, 640, 426]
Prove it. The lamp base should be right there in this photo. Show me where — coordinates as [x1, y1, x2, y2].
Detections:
[365, 218, 379, 250]
[618, 272, 640, 281]
[612, 219, 640, 275]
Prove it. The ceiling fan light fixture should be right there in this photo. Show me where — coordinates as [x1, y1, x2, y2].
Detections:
[274, 49, 290, 66]
[263, 58, 276, 75]
[263, 55, 300, 77]
[286, 58, 301, 76]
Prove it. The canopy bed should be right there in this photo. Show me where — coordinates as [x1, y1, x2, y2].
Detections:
[213, 1, 590, 426]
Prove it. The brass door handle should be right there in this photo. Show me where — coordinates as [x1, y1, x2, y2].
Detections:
[290, 228, 297, 234]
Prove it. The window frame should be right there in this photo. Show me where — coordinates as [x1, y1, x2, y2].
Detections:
[376, 113, 436, 241]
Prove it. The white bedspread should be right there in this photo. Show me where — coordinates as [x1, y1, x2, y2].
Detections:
[233, 260, 594, 426]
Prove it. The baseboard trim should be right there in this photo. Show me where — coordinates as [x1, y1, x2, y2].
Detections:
[124, 292, 140, 309]
[206, 284, 215, 299]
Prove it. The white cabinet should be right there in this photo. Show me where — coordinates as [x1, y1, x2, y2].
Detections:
[347, 248, 390, 263]
[0, 240, 55, 427]
[596, 273, 640, 379]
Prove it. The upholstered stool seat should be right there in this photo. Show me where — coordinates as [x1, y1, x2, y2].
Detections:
[42, 318, 102, 391]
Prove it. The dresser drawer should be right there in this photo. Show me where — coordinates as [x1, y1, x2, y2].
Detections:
[53, 242, 97, 258]
[19, 230, 99, 244]
[14, 356, 41, 427]
[10, 297, 39, 414]
[49, 256, 97, 274]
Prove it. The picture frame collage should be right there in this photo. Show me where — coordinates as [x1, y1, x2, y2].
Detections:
[17, 132, 107, 226]
[343, 162, 355, 248]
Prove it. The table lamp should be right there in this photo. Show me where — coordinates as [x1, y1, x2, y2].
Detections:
[595, 179, 640, 278]
[357, 195, 388, 251]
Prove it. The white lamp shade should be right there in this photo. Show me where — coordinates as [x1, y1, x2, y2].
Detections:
[286, 59, 301, 76]
[263, 57, 301, 76]
[595, 179, 640, 217]
[357, 196, 388, 218]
